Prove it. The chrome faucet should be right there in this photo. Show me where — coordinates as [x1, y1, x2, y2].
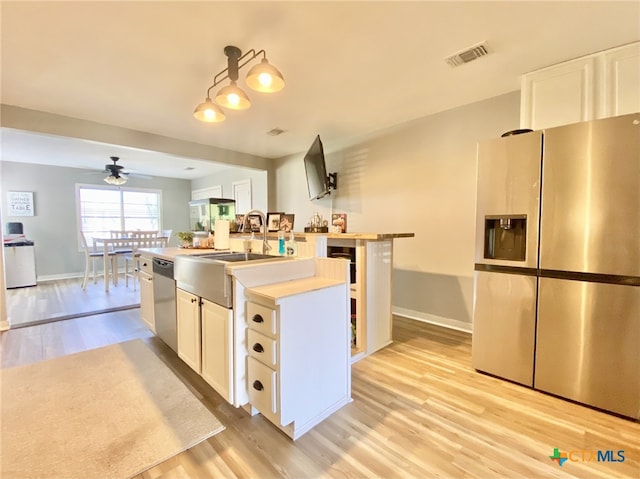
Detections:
[243, 209, 272, 254]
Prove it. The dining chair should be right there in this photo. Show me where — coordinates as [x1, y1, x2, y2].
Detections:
[109, 231, 133, 254]
[156, 229, 172, 247]
[124, 231, 158, 290]
[108, 231, 135, 285]
[80, 231, 117, 290]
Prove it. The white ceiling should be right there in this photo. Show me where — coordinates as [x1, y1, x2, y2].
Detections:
[1, 1, 639, 179]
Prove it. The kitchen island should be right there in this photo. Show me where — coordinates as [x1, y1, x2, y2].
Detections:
[138, 230, 412, 438]
[138, 246, 351, 439]
[143, 230, 414, 362]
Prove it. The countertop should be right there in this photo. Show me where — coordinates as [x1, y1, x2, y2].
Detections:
[233, 232, 415, 240]
[140, 232, 414, 260]
[247, 277, 345, 301]
[139, 247, 221, 261]
[319, 232, 414, 240]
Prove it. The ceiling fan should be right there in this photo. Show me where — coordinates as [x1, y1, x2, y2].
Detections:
[103, 156, 129, 185]
[91, 156, 151, 184]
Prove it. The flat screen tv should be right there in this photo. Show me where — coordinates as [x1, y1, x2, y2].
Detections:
[304, 135, 331, 200]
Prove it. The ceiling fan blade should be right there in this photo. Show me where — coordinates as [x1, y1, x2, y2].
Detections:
[127, 172, 153, 180]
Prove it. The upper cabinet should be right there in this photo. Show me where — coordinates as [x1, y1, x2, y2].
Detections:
[520, 42, 640, 130]
[603, 44, 640, 117]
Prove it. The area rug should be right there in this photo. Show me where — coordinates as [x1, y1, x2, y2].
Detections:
[1, 339, 225, 479]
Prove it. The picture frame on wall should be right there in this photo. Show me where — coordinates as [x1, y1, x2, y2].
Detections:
[278, 214, 295, 232]
[267, 212, 284, 232]
[7, 191, 34, 217]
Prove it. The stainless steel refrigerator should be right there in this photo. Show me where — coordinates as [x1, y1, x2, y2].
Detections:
[472, 113, 640, 419]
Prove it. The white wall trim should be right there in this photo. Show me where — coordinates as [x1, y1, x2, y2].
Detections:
[37, 272, 83, 282]
[192, 185, 223, 200]
[392, 306, 472, 333]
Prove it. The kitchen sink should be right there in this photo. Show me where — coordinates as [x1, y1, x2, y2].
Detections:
[196, 252, 283, 262]
[174, 252, 286, 308]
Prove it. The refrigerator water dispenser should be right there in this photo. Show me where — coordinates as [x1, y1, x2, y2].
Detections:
[484, 215, 527, 261]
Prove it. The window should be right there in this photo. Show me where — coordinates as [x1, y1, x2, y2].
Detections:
[77, 184, 162, 246]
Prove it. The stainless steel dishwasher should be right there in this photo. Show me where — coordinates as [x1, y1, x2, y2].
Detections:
[152, 258, 177, 352]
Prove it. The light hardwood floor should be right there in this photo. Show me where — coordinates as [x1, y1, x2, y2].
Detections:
[2, 313, 638, 478]
[4, 276, 140, 328]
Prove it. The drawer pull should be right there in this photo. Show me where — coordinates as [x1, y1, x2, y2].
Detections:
[252, 380, 264, 391]
[252, 343, 264, 353]
[252, 314, 264, 323]
[191, 298, 197, 303]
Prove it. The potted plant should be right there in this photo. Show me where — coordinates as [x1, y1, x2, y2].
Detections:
[176, 231, 194, 248]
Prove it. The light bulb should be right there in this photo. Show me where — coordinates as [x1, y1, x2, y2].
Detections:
[215, 81, 250, 110]
[193, 97, 225, 122]
[258, 72, 273, 88]
[203, 108, 216, 120]
[246, 58, 285, 93]
[227, 92, 240, 107]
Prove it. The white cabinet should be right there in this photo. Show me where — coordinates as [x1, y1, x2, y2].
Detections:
[4, 245, 36, 288]
[245, 277, 351, 440]
[520, 56, 596, 130]
[176, 288, 201, 373]
[201, 299, 233, 402]
[603, 43, 640, 117]
[521, 42, 640, 130]
[327, 238, 394, 362]
[139, 271, 155, 332]
[138, 255, 155, 333]
[176, 287, 233, 401]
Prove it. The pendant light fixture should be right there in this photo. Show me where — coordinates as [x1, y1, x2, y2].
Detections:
[215, 80, 251, 110]
[193, 45, 285, 123]
[193, 98, 225, 123]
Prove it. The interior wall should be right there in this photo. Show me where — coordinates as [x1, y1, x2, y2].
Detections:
[0, 161, 191, 279]
[273, 91, 521, 330]
[190, 167, 268, 213]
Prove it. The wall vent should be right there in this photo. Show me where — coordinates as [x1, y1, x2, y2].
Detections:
[445, 42, 489, 67]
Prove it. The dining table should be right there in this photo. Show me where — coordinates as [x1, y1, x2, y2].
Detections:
[92, 234, 167, 292]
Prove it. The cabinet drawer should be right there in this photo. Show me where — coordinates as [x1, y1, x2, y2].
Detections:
[247, 329, 277, 368]
[246, 301, 277, 337]
[247, 357, 278, 415]
[139, 256, 153, 275]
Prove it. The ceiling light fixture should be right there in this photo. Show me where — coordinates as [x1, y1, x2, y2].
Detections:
[194, 45, 285, 123]
[104, 174, 127, 186]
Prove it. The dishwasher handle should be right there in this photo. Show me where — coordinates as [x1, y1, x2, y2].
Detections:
[152, 258, 175, 277]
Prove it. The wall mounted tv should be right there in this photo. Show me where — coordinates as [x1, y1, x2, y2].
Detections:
[303, 135, 337, 201]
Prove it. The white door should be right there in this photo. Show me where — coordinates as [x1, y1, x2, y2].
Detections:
[232, 179, 252, 213]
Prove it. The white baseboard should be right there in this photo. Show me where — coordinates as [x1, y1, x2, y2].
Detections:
[37, 272, 83, 282]
[392, 306, 472, 333]
[37, 267, 127, 283]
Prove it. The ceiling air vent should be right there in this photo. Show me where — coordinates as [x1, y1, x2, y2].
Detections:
[445, 42, 489, 67]
[266, 128, 286, 136]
